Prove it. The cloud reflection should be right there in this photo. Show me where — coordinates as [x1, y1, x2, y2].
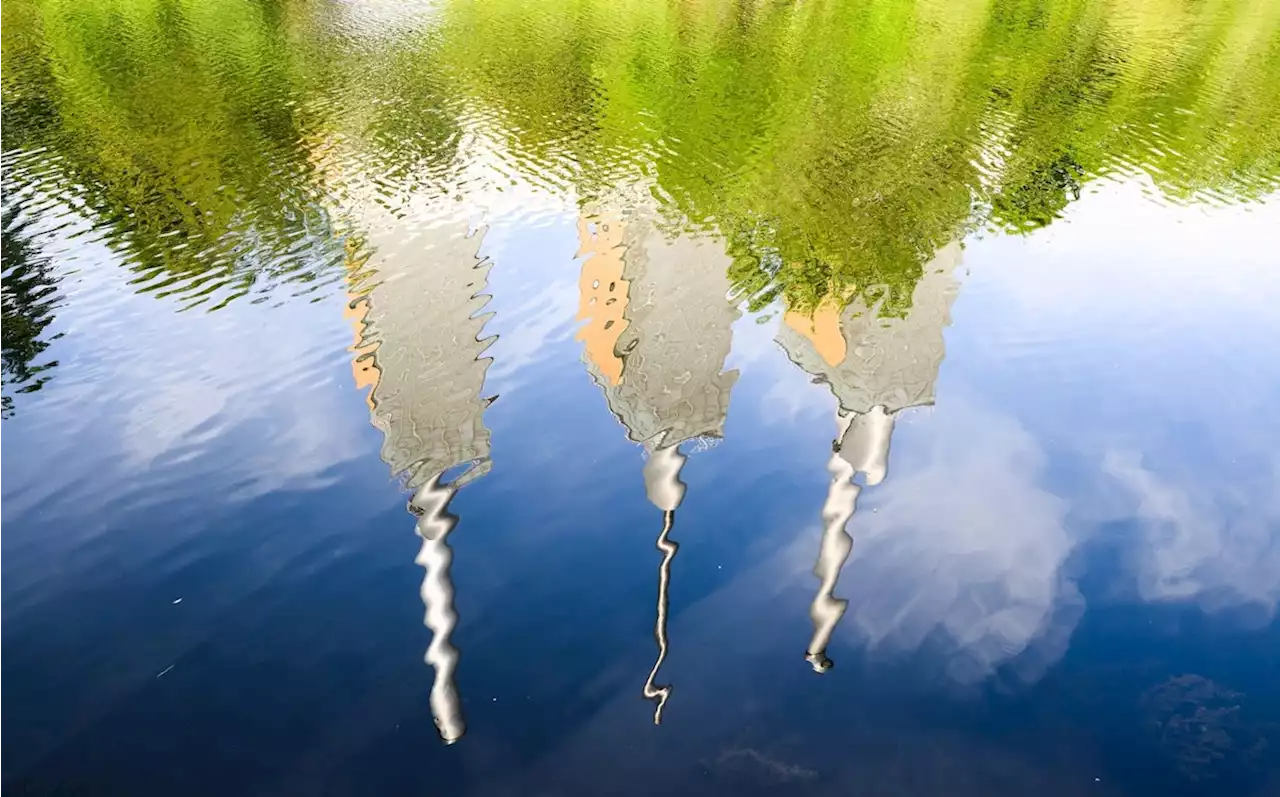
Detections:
[1103, 450, 1280, 619]
[769, 241, 1085, 683]
[839, 399, 1079, 682]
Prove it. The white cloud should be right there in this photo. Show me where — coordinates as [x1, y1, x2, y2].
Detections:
[832, 398, 1081, 683]
[1102, 449, 1280, 618]
[30, 223, 369, 501]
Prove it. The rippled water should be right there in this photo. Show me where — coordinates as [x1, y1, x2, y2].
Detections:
[3, 0, 1280, 794]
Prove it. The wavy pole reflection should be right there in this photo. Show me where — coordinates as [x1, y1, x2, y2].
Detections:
[640, 444, 688, 723]
[346, 209, 495, 744]
[775, 243, 961, 672]
[410, 473, 467, 743]
[576, 197, 738, 724]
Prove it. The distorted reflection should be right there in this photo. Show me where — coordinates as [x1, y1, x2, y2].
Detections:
[3, 0, 1279, 793]
[1, 197, 62, 418]
[776, 243, 962, 671]
[347, 208, 494, 744]
[4, 0, 1276, 346]
[1104, 449, 1280, 617]
[576, 194, 739, 723]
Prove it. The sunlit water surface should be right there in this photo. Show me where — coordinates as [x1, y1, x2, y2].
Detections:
[3, 0, 1280, 794]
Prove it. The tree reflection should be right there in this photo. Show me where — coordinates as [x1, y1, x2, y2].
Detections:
[1, 199, 62, 418]
[1, 0, 335, 300]
[4, 0, 1277, 319]
[436, 0, 1279, 312]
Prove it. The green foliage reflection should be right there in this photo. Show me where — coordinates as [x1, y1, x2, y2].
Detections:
[2, 0, 1277, 322]
[434, 0, 1279, 312]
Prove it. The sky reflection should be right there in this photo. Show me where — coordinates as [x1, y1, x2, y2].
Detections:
[3, 0, 1280, 787]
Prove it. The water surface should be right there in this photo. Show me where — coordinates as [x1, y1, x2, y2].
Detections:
[3, 0, 1280, 794]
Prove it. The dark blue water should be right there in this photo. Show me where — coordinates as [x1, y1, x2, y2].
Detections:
[4, 0, 1280, 794]
[5, 187, 1279, 795]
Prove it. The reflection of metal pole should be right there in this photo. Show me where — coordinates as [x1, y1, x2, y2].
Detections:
[641, 444, 687, 724]
[807, 447, 858, 671]
[837, 405, 894, 488]
[411, 473, 466, 744]
[644, 510, 678, 724]
[805, 407, 895, 672]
